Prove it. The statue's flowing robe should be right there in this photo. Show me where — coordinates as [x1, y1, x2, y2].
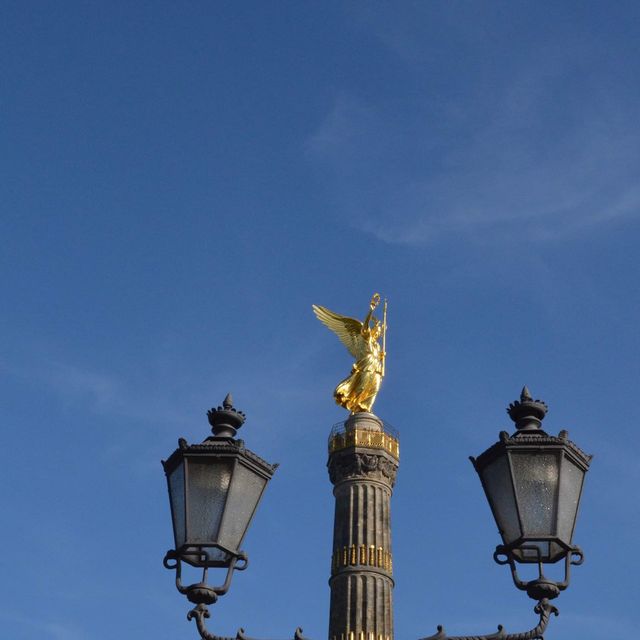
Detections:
[334, 339, 382, 413]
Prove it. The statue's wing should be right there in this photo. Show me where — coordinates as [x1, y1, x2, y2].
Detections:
[312, 304, 365, 359]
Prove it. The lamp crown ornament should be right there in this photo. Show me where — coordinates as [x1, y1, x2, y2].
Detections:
[507, 385, 549, 432]
[207, 392, 246, 438]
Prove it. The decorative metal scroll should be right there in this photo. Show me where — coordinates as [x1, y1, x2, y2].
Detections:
[493, 544, 584, 601]
[164, 547, 565, 640]
[419, 599, 559, 640]
[187, 603, 310, 640]
[163, 547, 248, 602]
[164, 547, 311, 640]
[186, 598, 556, 640]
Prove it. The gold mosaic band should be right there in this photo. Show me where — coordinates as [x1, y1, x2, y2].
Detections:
[331, 544, 393, 573]
[331, 633, 391, 640]
[329, 429, 400, 460]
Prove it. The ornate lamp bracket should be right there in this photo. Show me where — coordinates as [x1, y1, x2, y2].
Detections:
[186, 605, 309, 640]
[493, 544, 584, 601]
[420, 544, 583, 640]
[163, 547, 310, 640]
[163, 546, 248, 605]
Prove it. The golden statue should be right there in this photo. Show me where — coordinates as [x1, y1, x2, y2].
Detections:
[312, 293, 387, 413]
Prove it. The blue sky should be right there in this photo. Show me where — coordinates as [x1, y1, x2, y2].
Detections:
[1, 2, 639, 639]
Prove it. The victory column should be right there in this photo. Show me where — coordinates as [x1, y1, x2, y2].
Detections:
[313, 294, 399, 640]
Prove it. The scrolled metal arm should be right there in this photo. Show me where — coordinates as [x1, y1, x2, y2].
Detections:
[163, 547, 249, 603]
[164, 548, 311, 640]
[419, 599, 559, 640]
[493, 545, 584, 601]
[187, 603, 310, 640]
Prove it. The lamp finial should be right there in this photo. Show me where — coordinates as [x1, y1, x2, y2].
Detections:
[507, 386, 548, 432]
[207, 393, 246, 438]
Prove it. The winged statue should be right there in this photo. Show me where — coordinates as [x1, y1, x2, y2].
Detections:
[312, 293, 387, 414]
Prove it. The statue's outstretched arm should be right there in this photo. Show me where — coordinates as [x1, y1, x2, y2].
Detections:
[362, 293, 381, 335]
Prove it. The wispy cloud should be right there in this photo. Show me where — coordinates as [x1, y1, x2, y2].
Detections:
[307, 49, 640, 245]
[0, 333, 332, 457]
[0, 350, 189, 428]
[0, 609, 92, 640]
[41, 621, 89, 640]
[45, 360, 120, 411]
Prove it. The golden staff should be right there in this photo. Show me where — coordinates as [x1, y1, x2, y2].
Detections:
[381, 297, 387, 377]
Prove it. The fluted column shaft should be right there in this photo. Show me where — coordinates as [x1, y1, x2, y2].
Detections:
[327, 413, 399, 640]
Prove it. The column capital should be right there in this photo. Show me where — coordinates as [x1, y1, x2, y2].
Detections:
[328, 449, 398, 487]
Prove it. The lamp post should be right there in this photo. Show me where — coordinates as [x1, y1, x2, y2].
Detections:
[421, 387, 592, 640]
[472, 387, 591, 600]
[161, 393, 282, 640]
[162, 388, 591, 640]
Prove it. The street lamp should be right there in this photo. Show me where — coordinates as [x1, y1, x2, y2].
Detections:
[471, 386, 591, 602]
[162, 393, 279, 631]
[162, 388, 591, 640]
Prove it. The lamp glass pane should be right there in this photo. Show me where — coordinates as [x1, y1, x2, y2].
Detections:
[186, 458, 233, 544]
[480, 454, 520, 545]
[557, 455, 585, 545]
[168, 462, 186, 549]
[218, 462, 268, 551]
[549, 541, 564, 560]
[511, 451, 560, 536]
[517, 542, 550, 562]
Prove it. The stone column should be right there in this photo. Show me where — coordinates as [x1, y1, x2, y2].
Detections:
[327, 412, 399, 640]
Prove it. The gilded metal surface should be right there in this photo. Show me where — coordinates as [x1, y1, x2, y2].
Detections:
[312, 294, 387, 413]
[331, 544, 393, 573]
[329, 428, 400, 460]
[332, 634, 390, 640]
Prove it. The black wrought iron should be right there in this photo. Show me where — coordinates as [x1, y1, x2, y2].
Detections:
[163, 394, 278, 573]
[420, 599, 559, 640]
[493, 543, 584, 601]
[418, 388, 591, 640]
[187, 604, 310, 640]
[163, 545, 248, 605]
[164, 546, 311, 640]
[470, 388, 592, 567]
[328, 417, 399, 441]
